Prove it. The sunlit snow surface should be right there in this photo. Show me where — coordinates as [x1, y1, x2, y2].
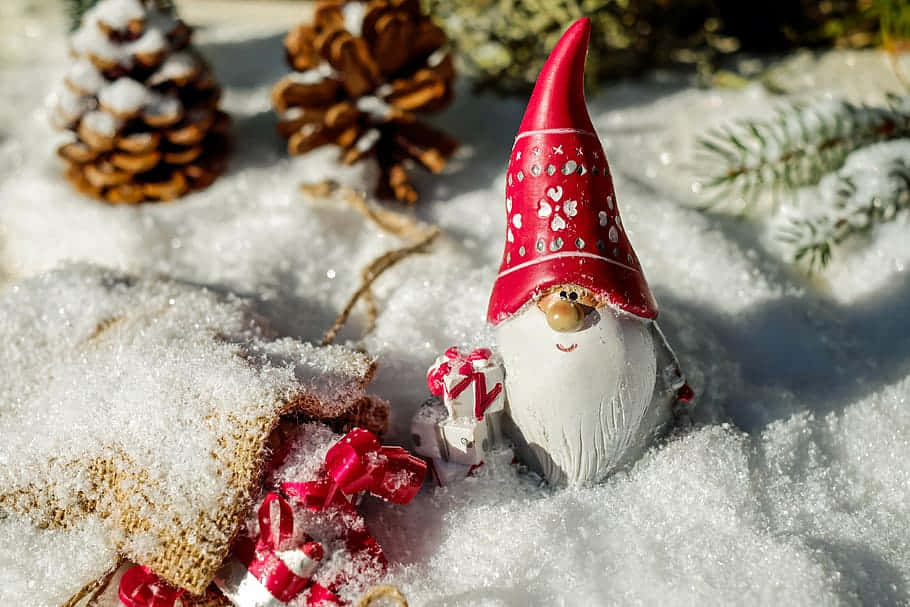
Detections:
[2, 3, 910, 605]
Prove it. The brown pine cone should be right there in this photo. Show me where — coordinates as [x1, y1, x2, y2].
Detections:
[52, 0, 229, 204]
[272, 0, 457, 204]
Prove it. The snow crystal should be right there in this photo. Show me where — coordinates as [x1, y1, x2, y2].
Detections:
[53, 87, 95, 122]
[289, 62, 338, 85]
[127, 25, 167, 56]
[341, 2, 366, 38]
[357, 96, 392, 121]
[269, 422, 342, 487]
[86, 0, 144, 30]
[65, 58, 106, 94]
[0, 515, 118, 607]
[70, 0, 173, 70]
[144, 95, 182, 120]
[81, 109, 121, 136]
[3, 4, 910, 605]
[97, 77, 152, 115]
[148, 51, 198, 85]
[71, 16, 123, 63]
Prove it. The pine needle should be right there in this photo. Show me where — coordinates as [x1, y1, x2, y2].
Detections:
[776, 141, 910, 271]
[696, 95, 910, 214]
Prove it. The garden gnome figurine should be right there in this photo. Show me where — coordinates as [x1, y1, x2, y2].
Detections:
[488, 18, 692, 486]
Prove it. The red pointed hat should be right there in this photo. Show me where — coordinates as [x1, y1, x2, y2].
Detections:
[487, 17, 658, 326]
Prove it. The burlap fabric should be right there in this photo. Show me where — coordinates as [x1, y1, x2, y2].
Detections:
[0, 264, 389, 595]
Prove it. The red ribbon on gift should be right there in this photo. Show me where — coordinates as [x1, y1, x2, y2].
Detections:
[426, 346, 502, 419]
[283, 428, 426, 510]
[118, 566, 184, 607]
[324, 427, 427, 505]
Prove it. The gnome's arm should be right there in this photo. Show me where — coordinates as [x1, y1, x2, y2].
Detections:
[651, 322, 692, 403]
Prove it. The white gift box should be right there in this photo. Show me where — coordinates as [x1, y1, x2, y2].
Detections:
[442, 362, 505, 421]
[439, 416, 491, 466]
[411, 398, 500, 468]
[410, 397, 447, 460]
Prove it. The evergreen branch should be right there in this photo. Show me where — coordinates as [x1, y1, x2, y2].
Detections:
[65, 0, 175, 30]
[696, 95, 910, 214]
[66, 0, 96, 30]
[776, 139, 910, 271]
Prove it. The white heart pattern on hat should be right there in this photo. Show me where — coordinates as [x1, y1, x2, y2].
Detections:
[546, 186, 563, 202]
[563, 200, 578, 217]
[538, 200, 552, 218]
[551, 215, 566, 231]
[512, 214, 522, 229]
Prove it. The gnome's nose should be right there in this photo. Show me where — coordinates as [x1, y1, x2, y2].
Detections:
[545, 299, 585, 332]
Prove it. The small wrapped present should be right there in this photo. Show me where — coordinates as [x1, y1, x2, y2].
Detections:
[214, 493, 324, 607]
[439, 416, 491, 467]
[426, 347, 505, 421]
[415, 347, 510, 483]
[215, 427, 426, 607]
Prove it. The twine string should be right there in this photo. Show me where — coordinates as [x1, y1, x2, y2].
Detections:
[301, 180, 440, 345]
[356, 584, 409, 607]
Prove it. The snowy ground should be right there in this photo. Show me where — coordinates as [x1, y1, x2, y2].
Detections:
[3, 2, 910, 606]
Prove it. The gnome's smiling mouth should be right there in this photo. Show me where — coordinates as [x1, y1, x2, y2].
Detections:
[556, 343, 578, 352]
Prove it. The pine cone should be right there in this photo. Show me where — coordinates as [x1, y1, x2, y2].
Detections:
[52, 0, 229, 204]
[272, 0, 457, 204]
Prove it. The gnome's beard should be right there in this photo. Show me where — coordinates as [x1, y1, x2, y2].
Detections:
[496, 305, 662, 486]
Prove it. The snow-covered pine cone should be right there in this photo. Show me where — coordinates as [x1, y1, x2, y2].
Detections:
[52, 0, 229, 204]
[272, 0, 457, 204]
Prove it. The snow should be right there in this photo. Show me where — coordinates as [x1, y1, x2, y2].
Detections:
[3, 2, 910, 605]
[65, 59, 106, 94]
[144, 95, 182, 121]
[97, 77, 153, 115]
[148, 51, 199, 85]
[772, 140, 910, 271]
[288, 62, 339, 85]
[71, 3, 172, 69]
[341, 2, 366, 38]
[81, 109, 121, 135]
[357, 95, 392, 120]
[71, 18, 121, 62]
[86, 0, 144, 31]
[53, 87, 96, 124]
[127, 26, 167, 56]
[0, 516, 118, 606]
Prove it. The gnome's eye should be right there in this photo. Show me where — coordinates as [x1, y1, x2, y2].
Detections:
[559, 291, 568, 299]
[569, 292, 578, 301]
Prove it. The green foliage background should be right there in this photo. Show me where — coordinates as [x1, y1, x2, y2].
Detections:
[424, 0, 883, 93]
